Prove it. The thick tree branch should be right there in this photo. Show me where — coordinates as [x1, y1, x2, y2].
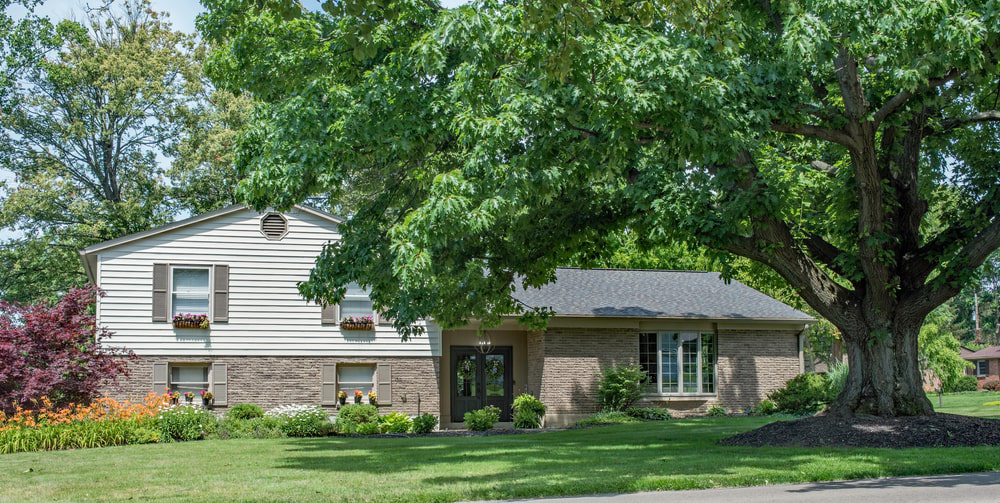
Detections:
[874, 68, 962, 126]
[909, 217, 1000, 316]
[809, 160, 836, 175]
[771, 121, 858, 149]
[939, 110, 1000, 131]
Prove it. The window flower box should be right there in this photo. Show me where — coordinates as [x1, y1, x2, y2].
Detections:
[173, 313, 209, 329]
[341, 315, 374, 331]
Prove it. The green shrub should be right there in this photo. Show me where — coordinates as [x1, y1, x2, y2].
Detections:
[768, 373, 833, 415]
[269, 405, 331, 437]
[214, 417, 285, 439]
[827, 362, 849, 398]
[225, 403, 264, 420]
[410, 413, 437, 434]
[574, 411, 639, 427]
[982, 380, 1000, 391]
[0, 419, 158, 454]
[949, 375, 980, 393]
[624, 407, 671, 421]
[463, 405, 500, 431]
[158, 405, 217, 442]
[706, 405, 727, 417]
[379, 412, 413, 433]
[356, 421, 381, 435]
[512, 394, 546, 428]
[335, 404, 379, 434]
[753, 399, 777, 415]
[597, 364, 647, 411]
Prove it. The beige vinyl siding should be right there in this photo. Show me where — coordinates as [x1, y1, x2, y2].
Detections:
[96, 208, 441, 357]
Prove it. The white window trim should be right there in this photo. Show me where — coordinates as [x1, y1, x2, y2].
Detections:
[642, 331, 717, 397]
[337, 364, 377, 404]
[168, 363, 212, 393]
[170, 264, 214, 321]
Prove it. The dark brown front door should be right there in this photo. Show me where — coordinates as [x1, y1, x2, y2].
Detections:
[450, 346, 513, 423]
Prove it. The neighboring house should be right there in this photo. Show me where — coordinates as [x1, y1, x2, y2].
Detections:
[962, 346, 1000, 386]
[81, 205, 813, 426]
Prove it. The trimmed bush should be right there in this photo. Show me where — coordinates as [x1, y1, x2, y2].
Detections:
[982, 380, 1000, 391]
[706, 405, 727, 417]
[214, 417, 284, 439]
[334, 404, 379, 434]
[379, 412, 413, 433]
[753, 399, 777, 415]
[597, 364, 647, 411]
[768, 373, 833, 415]
[225, 403, 264, 420]
[464, 405, 500, 431]
[158, 405, 218, 441]
[575, 411, 639, 427]
[512, 394, 546, 428]
[949, 375, 980, 393]
[356, 421, 381, 435]
[410, 413, 437, 434]
[624, 407, 671, 421]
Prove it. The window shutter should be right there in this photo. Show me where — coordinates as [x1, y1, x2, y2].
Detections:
[152, 264, 168, 322]
[321, 304, 339, 324]
[321, 364, 337, 405]
[213, 265, 229, 323]
[212, 363, 228, 406]
[152, 362, 168, 394]
[377, 363, 391, 405]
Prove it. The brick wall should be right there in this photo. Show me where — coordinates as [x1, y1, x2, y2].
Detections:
[104, 355, 440, 416]
[526, 330, 544, 397]
[716, 330, 801, 413]
[536, 328, 637, 416]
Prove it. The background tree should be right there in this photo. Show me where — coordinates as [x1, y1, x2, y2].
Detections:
[0, 1, 206, 302]
[201, 0, 1000, 417]
[0, 285, 133, 414]
[917, 305, 972, 392]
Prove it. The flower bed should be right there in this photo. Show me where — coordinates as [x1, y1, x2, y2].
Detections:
[172, 313, 209, 329]
[340, 315, 374, 331]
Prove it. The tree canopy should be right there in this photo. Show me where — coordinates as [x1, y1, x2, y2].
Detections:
[201, 0, 1000, 416]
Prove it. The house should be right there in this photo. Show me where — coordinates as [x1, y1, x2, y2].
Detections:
[81, 205, 814, 426]
[962, 346, 1000, 386]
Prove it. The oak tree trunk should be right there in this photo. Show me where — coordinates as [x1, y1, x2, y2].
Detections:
[828, 315, 934, 417]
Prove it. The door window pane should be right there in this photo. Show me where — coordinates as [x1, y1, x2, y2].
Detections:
[455, 354, 477, 397]
[681, 334, 699, 393]
[701, 333, 715, 393]
[639, 333, 658, 392]
[172, 268, 210, 317]
[485, 354, 505, 397]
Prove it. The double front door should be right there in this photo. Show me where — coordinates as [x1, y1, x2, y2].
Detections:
[450, 346, 513, 423]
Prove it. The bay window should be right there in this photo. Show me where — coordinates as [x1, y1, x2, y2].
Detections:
[639, 332, 716, 394]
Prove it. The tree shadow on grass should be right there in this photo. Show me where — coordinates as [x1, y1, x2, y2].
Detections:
[270, 420, 1000, 501]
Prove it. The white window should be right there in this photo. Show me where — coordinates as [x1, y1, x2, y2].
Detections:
[337, 365, 376, 403]
[340, 282, 373, 320]
[976, 360, 989, 377]
[172, 267, 210, 318]
[639, 332, 716, 394]
[169, 365, 209, 394]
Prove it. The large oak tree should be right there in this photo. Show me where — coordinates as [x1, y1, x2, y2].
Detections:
[201, 0, 1000, 417]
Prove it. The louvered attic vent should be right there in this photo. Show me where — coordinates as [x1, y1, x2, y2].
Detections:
[260, 213, 289, 240]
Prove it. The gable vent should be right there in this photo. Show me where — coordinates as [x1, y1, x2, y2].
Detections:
[260, 213, 289, 240]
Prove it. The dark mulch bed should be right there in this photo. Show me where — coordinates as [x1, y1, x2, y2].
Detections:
[721, 413, 1000, 448]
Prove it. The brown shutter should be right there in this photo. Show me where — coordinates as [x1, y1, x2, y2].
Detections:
[212, 363, 228, 406]
[321, 364, 337, 405]
[152, 362, 168, 394]
[321, 304, 339, 324]
[152, 264, 168, 322]
[376, 363, 391, 405]
[213, 265, 229, 323]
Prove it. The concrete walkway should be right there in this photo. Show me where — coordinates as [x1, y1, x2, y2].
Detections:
[478, 472, 1000, 503]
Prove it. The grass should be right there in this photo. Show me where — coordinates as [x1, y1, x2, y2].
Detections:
[928, 391, 1000, 418]
[2, 418, 1000, 502]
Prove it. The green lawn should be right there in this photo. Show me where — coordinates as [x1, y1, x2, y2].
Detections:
[929, 391, 1000, 418]
[3, 418, 1000, 502]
